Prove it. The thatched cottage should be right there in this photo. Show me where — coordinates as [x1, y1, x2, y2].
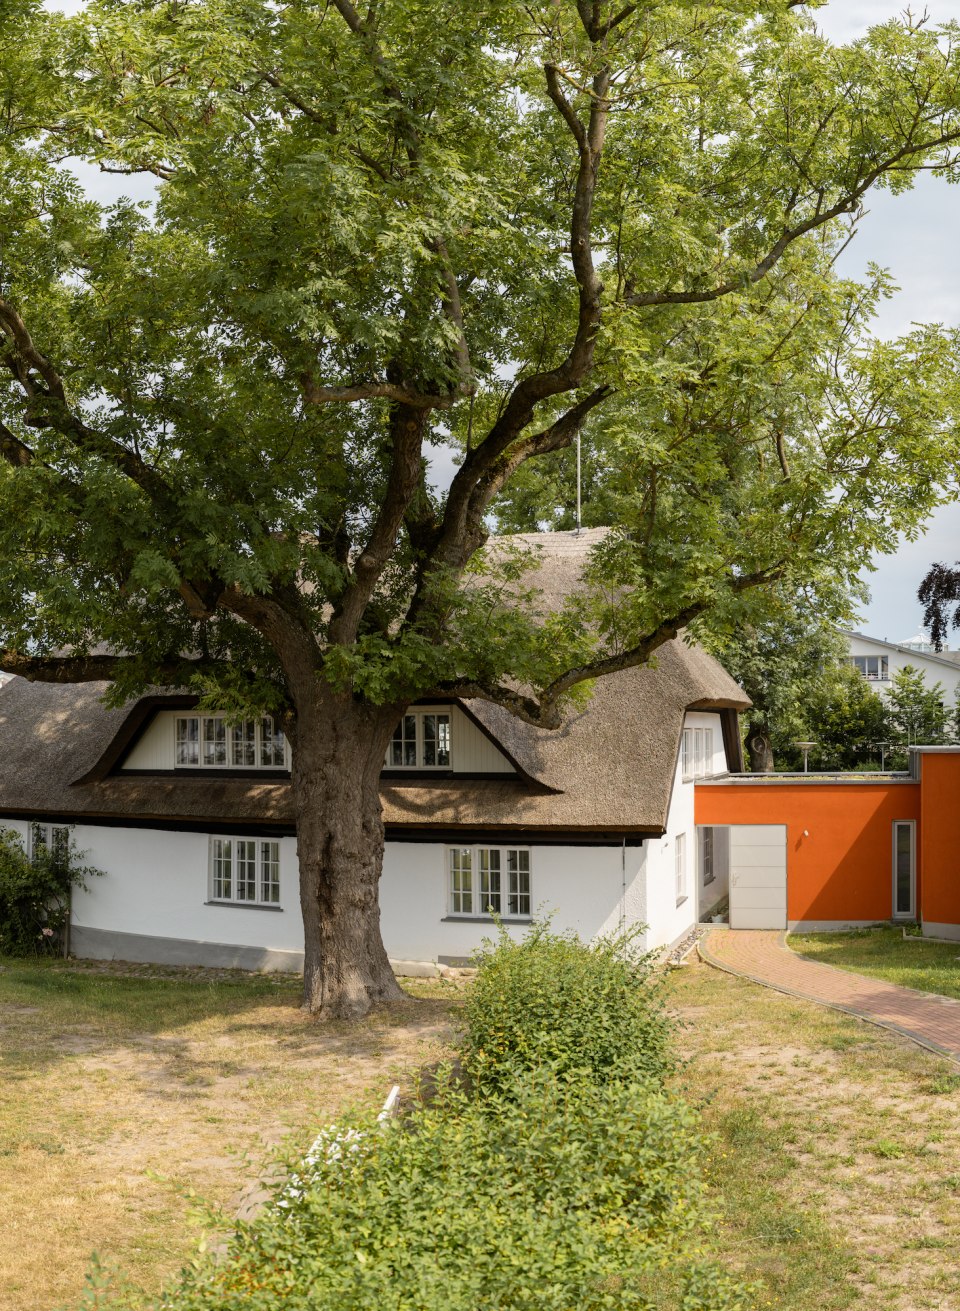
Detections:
[0, 531, 748, 971]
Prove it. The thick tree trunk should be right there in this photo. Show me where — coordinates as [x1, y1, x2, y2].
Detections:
[747, 726, 775, 773]
[289, 693, 406, 1019]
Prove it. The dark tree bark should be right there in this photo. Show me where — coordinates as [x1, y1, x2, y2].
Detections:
[746, 725, 775, 773]
[289, 690, 406, 1018]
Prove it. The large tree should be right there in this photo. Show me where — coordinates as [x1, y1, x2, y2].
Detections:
[3, 0, 960, 1016]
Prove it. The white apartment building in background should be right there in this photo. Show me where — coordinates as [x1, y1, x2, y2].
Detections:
[845, 631, 960, 699]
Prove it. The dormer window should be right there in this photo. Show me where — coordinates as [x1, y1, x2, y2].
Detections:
[175, 716, 288, 770]
[681, 727, 714, 781]
[386, 711, 451, 769]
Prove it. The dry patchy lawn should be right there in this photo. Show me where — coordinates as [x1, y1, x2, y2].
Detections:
[0, 957, 459, 1311]
[667, 956, 960, 1311]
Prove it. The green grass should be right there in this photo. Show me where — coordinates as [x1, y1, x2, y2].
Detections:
[664, 958, 960, 1311]
[788, 926, 960, 999]
[0, 955, 458, 1311]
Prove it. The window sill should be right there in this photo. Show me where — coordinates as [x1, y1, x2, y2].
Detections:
[441, 915, 531, 924]
[205, 901, 284, 912]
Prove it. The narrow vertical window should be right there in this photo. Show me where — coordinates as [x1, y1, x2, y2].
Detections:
[507, 849, 531, 917]
[260, 717, 286, 767]
[261, 841, 281, 904]
[235, 839, 257, 901]
[450, 848, 473, 914]
[176, 717, 200, 765]
[232, 721, 256, 767]
[202, 717, 227, 766]
[390, 715, 418, 767]
[478, 848, 501, 914]
[211, 838, 232, 900]
[676, 833, 687, 904]
[681, 729, 692, 780]
[422, 714, 451, 767]
[701, 827, 715, 886]
[893, 822, 915, 919]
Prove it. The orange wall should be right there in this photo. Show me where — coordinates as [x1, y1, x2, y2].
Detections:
[918, 755, 960, 927]
[695, 782, 921, 923]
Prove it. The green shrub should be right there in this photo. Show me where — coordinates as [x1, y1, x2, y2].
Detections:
[134, 1069, 751, 1311]
[0, 826, 100, 956]
[460, 920, 673, 1092]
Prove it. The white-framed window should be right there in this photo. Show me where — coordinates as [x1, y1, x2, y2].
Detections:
[386, 710, 451, 769]
[28, 822, 70, 865]
[681, 727, 715, 781]
[675, 832, 687, 905]
[892, 821, 915, 919]
[852, 655, 889, 682]
[447, 845, 531, 918]
[208, 837, 282, 906]
[175, 716, 288, 770]
[700, 827, 715, 886]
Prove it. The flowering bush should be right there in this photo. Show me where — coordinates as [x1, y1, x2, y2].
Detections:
[0, 827, 101, 956]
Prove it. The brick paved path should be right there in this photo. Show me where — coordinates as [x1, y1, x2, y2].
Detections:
[700, 928, 960, 1063]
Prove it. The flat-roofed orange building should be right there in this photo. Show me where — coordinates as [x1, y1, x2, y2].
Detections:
[694, 748, 960, 937]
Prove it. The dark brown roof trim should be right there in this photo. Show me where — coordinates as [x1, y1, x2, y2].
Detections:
[384, 825, 653, 845]
[73, 694, 198, 785]
[719, 707, 745, 773]
[0, 808, 650, 845]
[451, 698, 552, 789]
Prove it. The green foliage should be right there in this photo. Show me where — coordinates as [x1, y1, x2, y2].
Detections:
[129, 1072, 748, 1311]
[3, 1, 960, 718]
[0, 826, 100, 956]
[699, 584, 853, 770]
[91, 923, 751, 1311]
[798, 664, 892, 771]
[887, 664, 952, 751]
[460, 920, 674, 1092]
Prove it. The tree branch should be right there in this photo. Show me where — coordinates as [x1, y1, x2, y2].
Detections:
[626, 129, 960, 309]
[0, 651, 223, 685]
[0, 419, 33, 468]
[435, 566, 783, 728]
[432, 63, 611, 570]
[328, 403, 430, 644]
[300, 377, 453, 408]
[0, 295, 172, 499]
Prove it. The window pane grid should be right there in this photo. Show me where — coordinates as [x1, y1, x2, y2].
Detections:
[232, 721, 256, 767]
[386, 711, 452, 769]
[210, 837, 282, 907]
[261, 842, 281, 904]
[176, 717, 287, 770]
[450, 848, 473, 914]
[479, 848, 501, 914]
[450, 846, 530, 919]
[682, 727, 714, 780]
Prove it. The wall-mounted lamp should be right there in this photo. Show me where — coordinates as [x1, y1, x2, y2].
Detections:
[803, 829, 810, 837]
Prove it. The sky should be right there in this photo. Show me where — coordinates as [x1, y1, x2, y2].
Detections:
[42, 0, 960, 641]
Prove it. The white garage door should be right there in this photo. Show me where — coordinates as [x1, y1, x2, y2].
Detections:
[728, 825, 787, 930]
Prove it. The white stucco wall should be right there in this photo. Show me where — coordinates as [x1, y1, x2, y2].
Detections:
[636, 710, 725, 952]
[25, 822, 649, 966]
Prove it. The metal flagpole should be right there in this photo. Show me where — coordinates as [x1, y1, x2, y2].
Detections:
[576, 432, 581, 534]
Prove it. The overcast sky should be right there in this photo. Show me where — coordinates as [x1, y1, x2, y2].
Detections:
[44, 0, 960, 642]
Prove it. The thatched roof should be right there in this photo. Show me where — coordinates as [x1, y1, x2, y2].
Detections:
[0, 530, 748, 836]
